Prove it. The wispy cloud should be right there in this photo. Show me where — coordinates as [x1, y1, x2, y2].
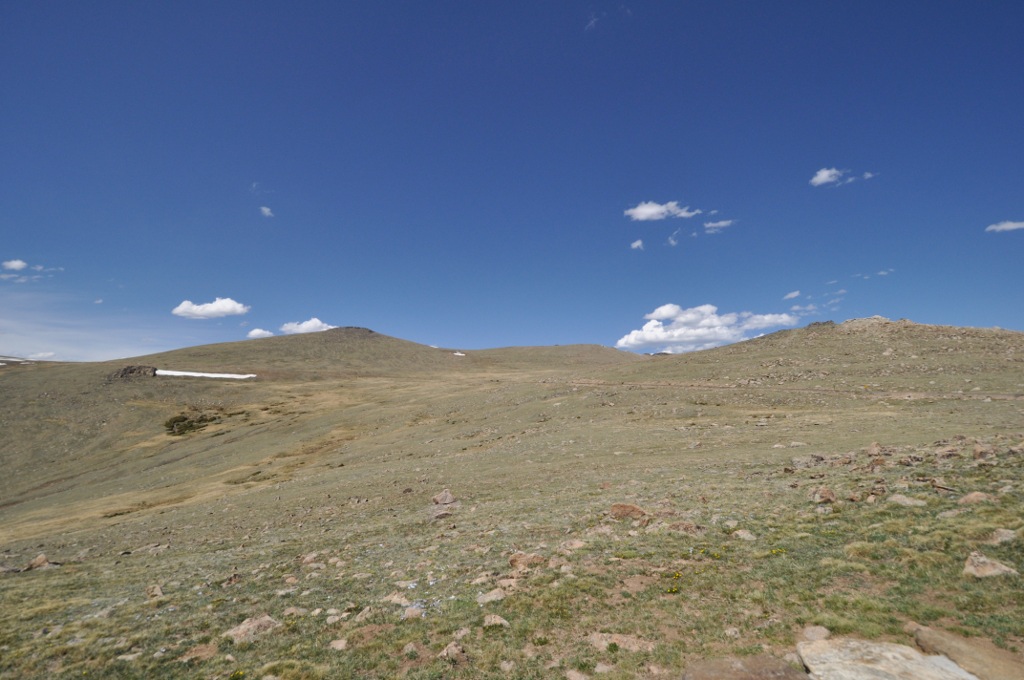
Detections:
[0, 259, 62, 284]
[615, 303, 798, 354]
[790, 304, 818, 315]
[985, 220, 1024, 233]
[810, 167, 876, 187]
[624, 201, 702, 221]
[172, 297, 251, 319]
[280, 317, 336, 334]
[247, 328, 274, 339]
[783, 290, 801, 300]
[260, 206, 274, 218]
[703, 219, 734, 234]
[630, 239, 644, 250]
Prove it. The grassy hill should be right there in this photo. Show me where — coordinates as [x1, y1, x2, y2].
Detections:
[1, 318, 1022, 678]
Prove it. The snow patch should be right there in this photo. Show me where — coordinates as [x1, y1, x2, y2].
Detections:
[156, 369, 256, 380]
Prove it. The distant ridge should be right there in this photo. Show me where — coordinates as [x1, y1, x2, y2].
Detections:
[105, 326, 640, 379]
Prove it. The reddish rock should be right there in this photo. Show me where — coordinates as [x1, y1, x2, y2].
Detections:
[222, 614, 281, 644]
[509, 552, 545, 571]
[913, 624, 1024, 680]
[610, 503, 648, 520]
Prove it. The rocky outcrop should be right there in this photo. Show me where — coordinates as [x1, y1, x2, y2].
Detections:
[109, 365, 157, 381]
[798, 638, 978, 679]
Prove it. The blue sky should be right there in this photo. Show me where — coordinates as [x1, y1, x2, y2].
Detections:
[2, 2, 1021, 361]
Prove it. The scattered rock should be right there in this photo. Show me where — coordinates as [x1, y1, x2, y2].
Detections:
[282, 606, 308, 617]
[594, 662, 616, 674]
[509, 552, 545, 572]
[984, 528, 1018, 545]
[566, 670, 589, 680]
[25, 554, 59, 570]
[500, 660, 516, 672]
[383, 592, 411, 607]
[146, 584, 163, 599]
[587, 632, 655, 653]
[438, 641, 468, 664]
[432, 507, 454, 520]
[888, 493, 927, 507]
[477, 588, 506, 604]
[222, 614, 281, 644]
[683, 654, 810, 679]
[732, 529, 757, 541]
[402, 607, 424, 619]
[958, 492, 996, 505]
[484, 614, 510, 628]
[353, 606, 374, 622]
[609, 503, 648, 520]
[179, 643, 218, 663]
[432, 489, 457, 505]
[801, 625, 831, 642]
[328, 638, 348, 651]
[963, 551, 1019, 578]
[560, 539, 586, 551]
[812, 487, 837, 504]
[911, 624, 1024, 680]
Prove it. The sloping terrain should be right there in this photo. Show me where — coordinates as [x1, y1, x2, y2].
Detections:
[0, 319, 1022, 678]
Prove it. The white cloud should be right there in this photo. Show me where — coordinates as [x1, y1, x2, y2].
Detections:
[783, 290, 801, 300]
[811, 167, 876, 187]
[790, 304, 818, 314]
[985, 220, 1024, 233]
[624, 201, 702, 221]
[28, 351, 56, 360]
[94, 299, 103, 304]
[809, 168, 848, 187]
[704, 219, 734, 234]
[615, 303, 799, 354]
[280, 317, 336, 334]
[260, 206, 274, 218]
[667, 229, 681, 246]
[172, 297, 251, 319]
[630, 239, 644, 250]
[2, 259, 28, 271]
[247, 328, 274, 339]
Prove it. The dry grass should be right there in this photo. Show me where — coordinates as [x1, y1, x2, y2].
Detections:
[1, 320, 1023, 678]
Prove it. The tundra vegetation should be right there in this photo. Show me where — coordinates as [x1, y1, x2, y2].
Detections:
[1, 319, 1022, 678]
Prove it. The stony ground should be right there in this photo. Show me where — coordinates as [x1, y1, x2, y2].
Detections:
[1, 319, 1022, 678]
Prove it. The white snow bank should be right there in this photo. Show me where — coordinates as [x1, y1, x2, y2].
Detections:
[156, 369, 257, 380]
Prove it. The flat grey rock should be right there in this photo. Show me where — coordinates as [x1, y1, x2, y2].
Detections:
[798, 637, 979, 680]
